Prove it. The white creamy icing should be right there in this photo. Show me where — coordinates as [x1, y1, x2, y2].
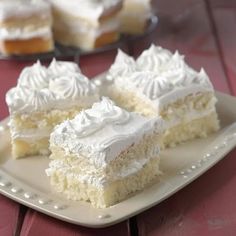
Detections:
[107, 49, 136, 81]
[165, 106, 217, 130]
[114, 68, 214, 112]
[50, 97, 164, 168]
[49, 73, 97, 100]
[63, 97, 130, 138]
[6, 86, 56, 113]
[136, 44, 173, 71]
[0, 0, 51, 20]
[48, 58, 81, 77]
[18, 61, 49, 89]
[6, 59, 99, 114]
[50, 0, 122, 23]
[11, 127, 52, 141]
[127, 71, 173, 99]
[0, 26, 52, 40]
[109, 44, 214, 111]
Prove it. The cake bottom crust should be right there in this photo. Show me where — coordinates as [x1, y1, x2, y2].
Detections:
[48, 157, 160, 208]
[0, 37, 54, 55]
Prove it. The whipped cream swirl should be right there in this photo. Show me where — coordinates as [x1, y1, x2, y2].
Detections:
[136, 44, 173, 71]
[48, 58, 81, 77]
[18, 60, 49, 89]
[62, 97, 130, 138]
[110, 44, 214, 102]
[49, 73, 97, 100]
[126, 72, 173, 99]
[6, 86, 55, 112]
[6, 59, 99, 114]
[107, 49, 136, 81]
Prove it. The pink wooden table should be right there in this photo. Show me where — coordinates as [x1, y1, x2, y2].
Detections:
[0, 0, 236, 235]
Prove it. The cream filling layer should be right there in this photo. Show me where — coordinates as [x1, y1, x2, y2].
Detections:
[46, 152, 160, 189]
[165, 107, 216, 130]
[114, 83, 214, 113]
[11, 128, 51, 141]
[54, 17, 119, 37]
[0, 26, 52, 40]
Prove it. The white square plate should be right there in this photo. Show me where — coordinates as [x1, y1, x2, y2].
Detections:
[0, 92, 236, 228]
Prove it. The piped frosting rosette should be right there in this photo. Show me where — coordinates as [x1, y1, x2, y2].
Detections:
[109, 45, 214, 102]
[62, 97, 130, 138]
[6, 59, 99, 114]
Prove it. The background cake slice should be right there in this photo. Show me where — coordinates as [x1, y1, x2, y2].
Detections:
[0, 0, 54, 55]
[107, 46, 220, 147]
[46, 97, 164, 208]
[6, 60, 99, 159]
[119, 0, 152, 34]
[50, 0, 123, 50]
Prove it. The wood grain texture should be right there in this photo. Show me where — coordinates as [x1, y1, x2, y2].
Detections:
[0, 195, 21, 236]
[137, 149, 236, 236]
[20, 210, 130, 236]
[209, 0, 236, 95]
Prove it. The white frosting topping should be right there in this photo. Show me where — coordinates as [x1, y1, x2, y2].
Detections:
[0, 0, 51, 20]
[6, 59, 99, 114]
[18, 61, 49, 89]
[65, 97, 130, 138]
[109, 44, 214, 110]
[6, 86, 55, 113]
[50, 97, 164, 168]
[0, 26, 52, 40]
[107, 49, 136, 81]
[49, 73, 97, 100]
[136, 44, 173, 71]
[50, 0, 122, 23]
[48, 58, 81, 77]
[11, 127, 52, 141]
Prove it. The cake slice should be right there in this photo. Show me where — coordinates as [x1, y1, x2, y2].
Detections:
[0, 0, 54, 55]
[119, 0, 152, 34]
[6, 60, 99, 159]
[46, 97, 164, 208]
[107, 45, 220, 147]
[50, 0, 123, 50]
